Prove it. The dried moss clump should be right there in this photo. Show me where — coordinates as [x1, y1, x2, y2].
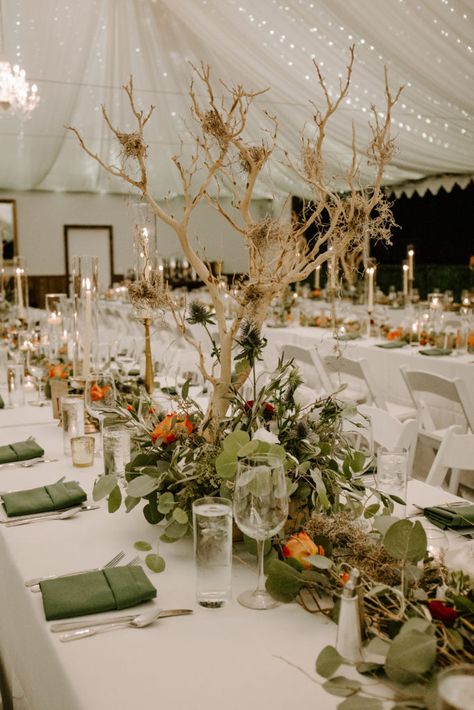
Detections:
[117, 131, 147, 160]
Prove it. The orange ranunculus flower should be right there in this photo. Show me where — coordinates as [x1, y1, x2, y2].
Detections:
[387, 329, 402, 341]
[48, 363, 68, 379]
[90, 383, 110, 401]
[282, 532, 324, 570]
[151, 413, 193, 444]
[339, 570, 351, 587]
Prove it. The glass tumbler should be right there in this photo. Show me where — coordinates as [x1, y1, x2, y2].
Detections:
[376, 448, 409, 517]
[7, 362, 25, 407]
[103, 425, 131, 476]
[192, 497, 233, 608]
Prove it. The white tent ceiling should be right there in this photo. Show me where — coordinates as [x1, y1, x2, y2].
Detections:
[0, 0, 473, 198]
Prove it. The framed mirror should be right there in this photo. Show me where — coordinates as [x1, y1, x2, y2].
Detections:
[0, 199, 18, 262]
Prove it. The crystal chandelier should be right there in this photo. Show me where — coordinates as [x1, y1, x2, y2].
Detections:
[0, 1, 39, 118]
[0, 60, 39, 116]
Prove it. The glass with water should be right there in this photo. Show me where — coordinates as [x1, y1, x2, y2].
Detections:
[103, 426, 131, 476]
[192, 497, 232, 608]
[376, 448, 409, 517]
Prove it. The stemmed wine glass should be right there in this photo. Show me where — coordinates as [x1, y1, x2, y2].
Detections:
[233, 454, 288, 610]
[84, 372, 117, 454]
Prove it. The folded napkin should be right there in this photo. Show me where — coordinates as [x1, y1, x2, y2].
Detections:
[424, 503, 474, 529]
[40, 566, 157, 620]
[376, 340, 407, 349]
[2, 480, 87, 517]
[0, 439, 44, 464]
[335, 333, 361, 341]
[419, 347, 452, 357]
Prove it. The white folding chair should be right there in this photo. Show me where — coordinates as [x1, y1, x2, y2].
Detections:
[358, 404, 418, 477]
[317, 352, 415, 419]
[400, 367, 474, 493]
[279, 344, 330, 394]
[426, 425, 474, 493]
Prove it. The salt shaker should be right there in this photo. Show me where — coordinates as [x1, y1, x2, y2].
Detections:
[336, 568, 363, 663]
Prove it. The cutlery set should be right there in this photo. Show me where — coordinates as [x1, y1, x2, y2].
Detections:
[0, 457, 59, 469]
[0, 503, 100, 526]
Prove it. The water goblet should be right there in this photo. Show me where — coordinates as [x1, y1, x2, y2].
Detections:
[233, 454, 288, 610]
[84, 372, 117, 454]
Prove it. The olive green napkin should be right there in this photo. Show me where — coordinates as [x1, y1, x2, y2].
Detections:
[2, 480, 87, 517]
[335, 333, 361, 341]
[0, 439, 44, 464]
[424, 503, 474, 529]
[40, 566, 157, 620]
[419, 347, 452, 357]
[376, 340, 407, 349]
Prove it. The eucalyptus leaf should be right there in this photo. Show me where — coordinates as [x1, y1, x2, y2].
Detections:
[134, 540, 152, 551]
[383, 520, 427, 563]
[265, 559, 304, 602]
[322, 676, 361, 697]
[215, 450, 237, 479]
[126, 474, 159, 498]
[93, 475, 119, 501]
[315, 645, 343, 678]
[364, 503, 381, 519]
[164, 519, 189, 539]
[372, 515, 398, 535]
[364, 637, 391, 657]
[398, 618, 433, 636]
[124, 495, 140, 513]
[237, 440, 260, 457]
[223, 430, 250, 455]
[143, 498, 163, 525]
[172, 507, 188, 525]
[107, 484, 122, 513]
[145, 553, 166, 573]
[385, 630, 437, 684]
[306, 554, 333, 570]
[157, 491, 175, 514]
[355, 662, 384, 675]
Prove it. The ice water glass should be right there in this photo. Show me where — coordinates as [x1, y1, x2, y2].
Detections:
[103, 425, 131, 476]
[70, 436, 95, 468]
[376, 448, 409, 517]
[192, 497, 233, 608]
[7, 363, 25, 407]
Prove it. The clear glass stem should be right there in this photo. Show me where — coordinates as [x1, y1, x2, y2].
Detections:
[255, 537, 266, 595]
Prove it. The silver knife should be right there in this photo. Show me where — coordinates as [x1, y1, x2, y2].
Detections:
[0, 457, 45, 469]
[3, 505, 99, 526]
[51, 609, 193, 633]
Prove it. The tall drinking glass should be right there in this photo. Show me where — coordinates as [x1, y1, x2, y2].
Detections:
[376, 447, 409, 517]
[233, 454, 288, 610]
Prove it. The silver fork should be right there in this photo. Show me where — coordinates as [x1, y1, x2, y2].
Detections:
[126, 555, 140, 566]
[27, 550, 126, 590]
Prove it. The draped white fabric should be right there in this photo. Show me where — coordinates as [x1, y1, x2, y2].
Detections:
[0, 0, 473, 197]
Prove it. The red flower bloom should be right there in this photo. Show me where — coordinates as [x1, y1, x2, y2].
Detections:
[427, 600, 459, 626]
[244, 400, 275, 420]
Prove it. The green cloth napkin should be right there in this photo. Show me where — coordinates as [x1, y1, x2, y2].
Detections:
[335, 333, 361, 341]
[0, 439, 44, 464]
[419, 347, 452, 357]
[424, 503, 474, 529]
[376, 340, 407, 349]
[2, 481, 87, 517]
[40, 566, 157, 620]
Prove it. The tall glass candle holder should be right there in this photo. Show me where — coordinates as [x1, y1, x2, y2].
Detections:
[130, 202, 159, 394]
[45, 292, 66, 360]
[13, 256, 28, 322]
[72, 256, 98, 378]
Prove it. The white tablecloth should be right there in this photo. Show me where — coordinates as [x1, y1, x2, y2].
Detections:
[0, 408, 468, 710]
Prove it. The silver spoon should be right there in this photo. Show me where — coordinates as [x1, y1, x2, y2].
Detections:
[58, 608, 193, 642]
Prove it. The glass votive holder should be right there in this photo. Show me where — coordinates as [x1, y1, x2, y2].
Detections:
[435, 664, 474, 710]
[7, 362, 25, 407]
[103, 425, 131, 476]
[376, 448, 409, 518]
[61, 395, 85, 455]
[70, 436, 95, 468]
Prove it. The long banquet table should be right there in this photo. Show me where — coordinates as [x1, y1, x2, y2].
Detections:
[0, 403, 470, 710]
